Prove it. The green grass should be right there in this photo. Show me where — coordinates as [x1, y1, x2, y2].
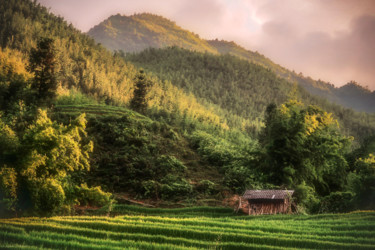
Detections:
[0, 207, 374, 249]
[53, 104, 152, 121]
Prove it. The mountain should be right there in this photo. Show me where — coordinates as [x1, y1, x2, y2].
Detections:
[0, 0, 238, 199]
[336, 81, 375, 112]
[1, 0, 375, 214]
[87, 13, 216, 53]
[88, 13, 375, 113]
[125, 46, 375, 140]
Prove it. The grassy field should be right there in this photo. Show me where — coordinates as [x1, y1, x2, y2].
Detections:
[0, 206, 374, 249]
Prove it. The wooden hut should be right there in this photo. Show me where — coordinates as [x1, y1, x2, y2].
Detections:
[242, 190, 294, 215]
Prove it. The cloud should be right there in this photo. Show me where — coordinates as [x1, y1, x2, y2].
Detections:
[249, 0, 375, 89]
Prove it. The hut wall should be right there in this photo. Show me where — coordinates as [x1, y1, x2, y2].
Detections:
[247, 199, 291, 215]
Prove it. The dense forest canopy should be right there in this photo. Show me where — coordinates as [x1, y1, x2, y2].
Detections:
[89, 13, 375, 113]
[0, 0, 374, 216]
[126, 47, 375, 140]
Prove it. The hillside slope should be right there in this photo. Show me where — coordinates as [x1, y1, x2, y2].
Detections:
[126, 47, 375, 140]
[88, 14, 375, 113]
[2, 0, 274, 203]
[0, 0, 228, 129]
[1, 211, 374, 249]
[0, 0, 374, 212]
[88, 13, 216, 53]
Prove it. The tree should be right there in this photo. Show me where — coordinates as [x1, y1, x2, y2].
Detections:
[130, 69, 150, 114]
[0, 109, 112, 216]
[28, 37, 58, 107]
[260, 100, 352, 196]
[348, 154, 375, 209]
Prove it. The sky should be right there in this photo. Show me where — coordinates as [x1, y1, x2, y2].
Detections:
[37, 0, 375, 90]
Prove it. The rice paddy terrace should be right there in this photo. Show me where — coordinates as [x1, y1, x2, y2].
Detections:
[0, 206, 374, 249]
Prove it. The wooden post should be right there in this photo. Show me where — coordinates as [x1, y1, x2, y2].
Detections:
[235, 196, 242, 213]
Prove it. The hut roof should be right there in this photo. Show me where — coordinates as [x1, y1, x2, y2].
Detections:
[243, 190, 294, 200]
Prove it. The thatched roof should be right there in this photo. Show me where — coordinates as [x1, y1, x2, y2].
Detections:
[243, 190, 294, 200]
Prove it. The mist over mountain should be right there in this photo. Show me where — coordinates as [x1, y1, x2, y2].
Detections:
[88, 13, 375, 113]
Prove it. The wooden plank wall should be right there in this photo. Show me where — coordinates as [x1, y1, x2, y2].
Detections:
[247, 200, 291, 215]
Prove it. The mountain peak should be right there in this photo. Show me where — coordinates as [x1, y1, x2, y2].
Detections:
[340, 81, 373, 94]
[88, 13, 375, 113]
[87, 13, 216, 53]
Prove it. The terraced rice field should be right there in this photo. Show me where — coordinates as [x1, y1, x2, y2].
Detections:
[53, 104, 151, 120]
[0, 206, 374, 249]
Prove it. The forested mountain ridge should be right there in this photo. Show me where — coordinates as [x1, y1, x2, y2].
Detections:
[0, 0, 243, 214]
[87, 13, 216, 54]
[0, 1, 227, 129]
[88, 13, 375, 113]
[0, 0, 374, 217]
[126, 47, 375, 140]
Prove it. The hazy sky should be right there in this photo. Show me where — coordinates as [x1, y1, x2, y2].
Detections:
[37, 0, 375, 90]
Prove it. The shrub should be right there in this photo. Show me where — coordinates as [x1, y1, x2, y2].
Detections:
[223, 165, 254, 193]
[294, 182, 320, 213]
[347, 154, 375, 210]
[75, 184, 112, 207]
[55, 89, 97, 105]
[318, 192, 354, 213]
[142, 180, 161, 199]
[34, 179, 65, 216]
[0, 166, 18, 216]
[156, 155, 186, 176]
[189, 131, 240, 167]
[160, 175, 193, 200]
[196, 180, 216, 195]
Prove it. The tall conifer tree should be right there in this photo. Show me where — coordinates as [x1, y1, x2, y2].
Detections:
[130, 70, 149, 114]
[28, 37, 57, 107]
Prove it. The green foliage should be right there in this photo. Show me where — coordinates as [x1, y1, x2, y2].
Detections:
[318, 192, 354, 213]
[89, 12, 375, 114]
[32, 178, 65, 216]
[142, 175, 193, 201]
[160, 175, 193, 200]
[126, 47, 375, 139]
[21, 109, 93, 180]
[260, 100, 352, 196]
[223, 165, 254, 193]
[0, 109, 108, 216]
[0, 211, 374, 249]
[1, 0, 375, 211]
[141, 180, 161, 199]
[0, 0, 228, 130]
[55, 89, 97, 106]
[130, 70, 151, 114]
[74, 183, 112, 207]
[189, 130, 241, 167]
[293, 182, 319, 213]
[196, 180, 216, 195]
[156, 155, 187, 176]
[57, 108, 200, 200]
[347, 154, 375, 210]
[0, 167, 17, 214]
[189, 130, 260, 193]
[18, 110, 94, 215]
[28, 37, 57, 106]
[0, 116, 19, 155]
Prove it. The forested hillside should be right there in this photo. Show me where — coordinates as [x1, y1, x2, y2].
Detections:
[88, 13, 216, 54]
[0, 0, 374, 217]
[126, 47, 375, 140]
[89, 13, 375, 113]
[0, 0, 232, 216]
